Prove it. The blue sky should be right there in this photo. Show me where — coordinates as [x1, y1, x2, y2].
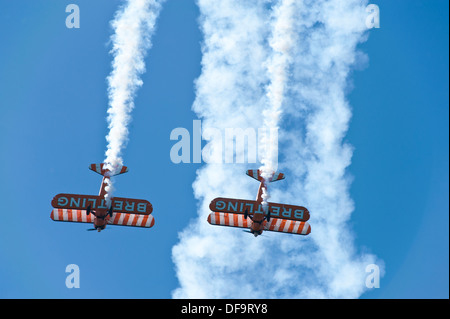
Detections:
[0, 0, 448, 298]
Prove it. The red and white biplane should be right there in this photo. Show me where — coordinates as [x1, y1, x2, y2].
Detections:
[50, 163, 154, 232]
[207, 169, 311, 237]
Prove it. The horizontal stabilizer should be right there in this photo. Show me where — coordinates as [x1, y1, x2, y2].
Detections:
[246, 169, 285, 183]
[89, 163, 128, 177]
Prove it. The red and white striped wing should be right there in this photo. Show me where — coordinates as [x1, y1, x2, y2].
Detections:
[207, 212, 311, 236]
[108, 212, 154, 228]
[207, 212, 250, 229]
[50, 208, 95, 223]
[50, 209, 154, 228]
[265, 218, 311, 235]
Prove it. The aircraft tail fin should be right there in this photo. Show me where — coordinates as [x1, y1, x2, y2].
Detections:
[246, 169, 285, 183]
[89, 163, 129, 177]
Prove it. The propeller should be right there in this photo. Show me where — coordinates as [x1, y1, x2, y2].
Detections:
[242, 229, 266, 237]
[86, 227, 108, 232]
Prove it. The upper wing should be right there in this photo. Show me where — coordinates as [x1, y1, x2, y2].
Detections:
[209, 197, 310, 222]
[51, 193, 153, 215]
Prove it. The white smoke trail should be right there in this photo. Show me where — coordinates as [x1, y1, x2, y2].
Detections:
[259, 0, 296, 209]
[103, 0, 164, 203]
[172, 0, 382, 299]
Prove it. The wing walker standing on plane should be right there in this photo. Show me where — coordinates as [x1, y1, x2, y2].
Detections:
[50, 163, 155, 232]
[207, 169, 311, 237]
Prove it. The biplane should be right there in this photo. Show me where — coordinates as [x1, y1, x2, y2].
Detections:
[50, 163, 154, 232]
[207, 169, 311, 237]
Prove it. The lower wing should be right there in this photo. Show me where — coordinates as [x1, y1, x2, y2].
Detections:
[108, 212, 154, 228]
[207, 212, 311, 235]
[50, 208, 154, 228]
[50, 208, 94, 223]
[207, 211, 250, 228]
[265, 217, 311, 235]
